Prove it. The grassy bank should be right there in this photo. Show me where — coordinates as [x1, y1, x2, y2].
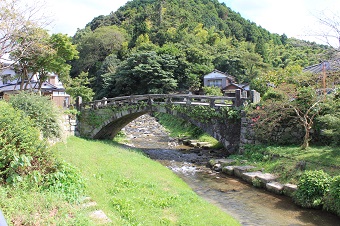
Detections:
[230, 145, 340, 184]
[154, 113, 222, 148]
[53, 136, 239, 225]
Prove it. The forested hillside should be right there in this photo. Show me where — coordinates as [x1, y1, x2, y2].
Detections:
[70, 0, 333, 99]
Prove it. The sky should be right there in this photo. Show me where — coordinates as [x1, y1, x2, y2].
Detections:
[43, 0, 340, 45]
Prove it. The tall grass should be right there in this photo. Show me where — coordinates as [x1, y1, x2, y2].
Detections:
[53, 136, 240, 225]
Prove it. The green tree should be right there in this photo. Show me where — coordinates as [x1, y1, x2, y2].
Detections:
[10, 27, 52, 90]
[71, 25, 128, 77]
[66, 72, 94, 102]
[10, 31, 78, 91]
[106, 51, 178, 96]
[41, 33, 79, 87]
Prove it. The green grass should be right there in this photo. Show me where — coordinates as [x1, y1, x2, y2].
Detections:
[0, 186, 91, 225]
[155, 113, 222, 148]
[230, 145, 340, 184]
[53, 136, 240, 225]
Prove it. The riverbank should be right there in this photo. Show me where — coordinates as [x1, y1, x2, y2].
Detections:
[53, 136, 240, 225]
[123, 114, 340, 225]
[155, 113, 340, 183]
[153, 113, 340, 218]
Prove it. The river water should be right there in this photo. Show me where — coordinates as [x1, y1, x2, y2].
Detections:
[122, 114, 340, 226]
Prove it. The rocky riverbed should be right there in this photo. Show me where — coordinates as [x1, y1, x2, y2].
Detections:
[122, 114, 227, 165]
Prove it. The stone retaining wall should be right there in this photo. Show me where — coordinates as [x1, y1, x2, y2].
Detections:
[62, 114, 78, 137]
[239, 110, 306, 152]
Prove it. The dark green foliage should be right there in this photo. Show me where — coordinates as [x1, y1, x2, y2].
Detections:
[293, 170, 332, 208]
[105, 51, 178, 96]
[0, 101, 49, 184]
[9, 92, 61, 139]
[323, 176, 340, 216]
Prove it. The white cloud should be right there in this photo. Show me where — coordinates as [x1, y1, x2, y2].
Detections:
[21, 0, 340, 44]
[45, 0, 128, 35]
[223, 0, 340, 44]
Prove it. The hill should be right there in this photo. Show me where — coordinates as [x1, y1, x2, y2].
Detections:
[69, 0, 333, 98]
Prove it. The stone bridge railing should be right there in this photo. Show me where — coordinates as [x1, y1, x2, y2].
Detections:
[76, 90, 260, 152]
[78, 89, 259, 110]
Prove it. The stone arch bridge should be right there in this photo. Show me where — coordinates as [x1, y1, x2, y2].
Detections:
[77, 90, 259, 153]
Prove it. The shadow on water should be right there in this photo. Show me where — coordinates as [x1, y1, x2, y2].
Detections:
[122, 115, 340, 226]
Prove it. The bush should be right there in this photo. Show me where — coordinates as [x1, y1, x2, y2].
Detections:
[323, 176, 340, 216]
[9, 91, 61, 139]
[202, 86, 223, 96]
[293, 170, 331, 208]
[42, 161, 85, 202]
[0, 101, 51, 184]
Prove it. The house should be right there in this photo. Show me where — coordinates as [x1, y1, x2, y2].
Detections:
[203, 69, 236, 89]
[223, 83, 250, 98]
[0, 59, 70, 108]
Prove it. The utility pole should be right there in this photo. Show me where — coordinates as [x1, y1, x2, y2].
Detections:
[322, 62, 327, 97]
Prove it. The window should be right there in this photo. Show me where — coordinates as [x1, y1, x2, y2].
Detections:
[208, 79, 222, 87]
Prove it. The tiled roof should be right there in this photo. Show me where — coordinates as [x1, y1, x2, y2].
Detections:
[0, 81, 64, 93]
[303, 59, 340, 73]
[204, 69, 236, 82]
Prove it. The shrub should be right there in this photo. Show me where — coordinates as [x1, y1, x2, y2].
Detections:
[9, 91, 61, 139]
[202, 86, 223, 96]
[293, 170, 331, 208]
[0, 101, 51, 184]
[42, 161, 85, 202]
[323, 176, 340, 216]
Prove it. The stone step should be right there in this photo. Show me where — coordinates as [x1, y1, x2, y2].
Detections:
[222, 165, 236, 175]
[266, 182, 284, 194]
[233, 165, 256, 178]
[255, 173, 278, 184]
[283, 183, 297, 197]
[241, 171, 264, 184]
[209, 159, 297, 198]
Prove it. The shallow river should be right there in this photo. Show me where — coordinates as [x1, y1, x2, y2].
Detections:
[123, 115, 340, 226]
